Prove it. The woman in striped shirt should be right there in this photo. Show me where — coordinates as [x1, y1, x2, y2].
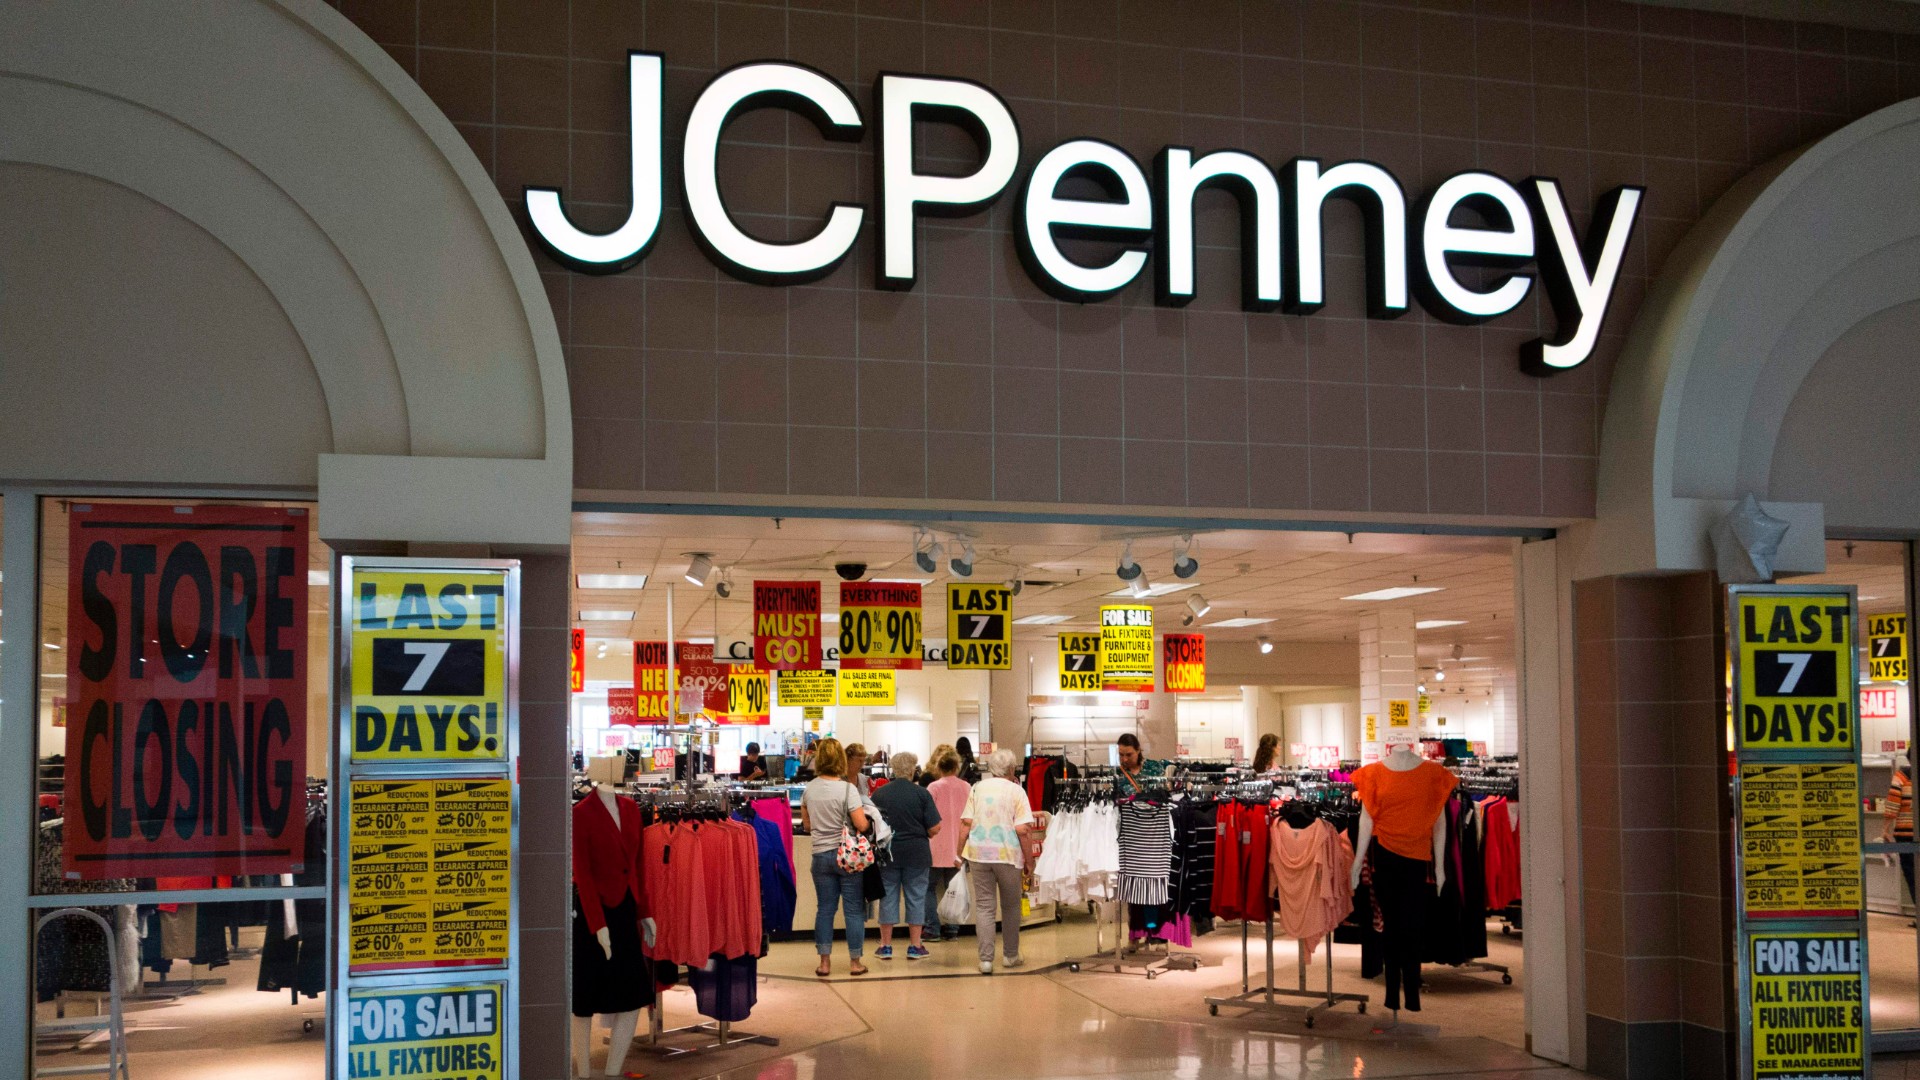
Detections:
[1882, 752, 1914, 912]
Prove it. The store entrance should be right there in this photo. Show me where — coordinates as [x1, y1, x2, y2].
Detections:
[567, 510, 1535, 1071]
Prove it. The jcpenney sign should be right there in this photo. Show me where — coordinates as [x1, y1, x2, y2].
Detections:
[529, 54, 1643, 376]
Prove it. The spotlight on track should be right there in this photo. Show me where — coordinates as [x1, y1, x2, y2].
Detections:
[913, 530, 944, 575]
[1008, 578, 1023, 596]
[1172, 535, 1199, 579]
[1257, 636, 1274, 654]
[1185, 594, 1211, 620]
[1127, 572, 1152, 599]
[715, 569, 734, 599]
[1115, 541, 1142, 582]
[950, 539, 975, 578]
[685, 553, 714, 587]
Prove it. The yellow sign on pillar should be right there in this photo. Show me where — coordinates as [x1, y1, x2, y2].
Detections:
[1387, 700, 1412, 728]
[349, 568, 512, 763]
[1735, 593, 1856, 751]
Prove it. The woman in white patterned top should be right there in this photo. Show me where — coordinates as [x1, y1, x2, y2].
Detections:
[960, 748, 1035, 974]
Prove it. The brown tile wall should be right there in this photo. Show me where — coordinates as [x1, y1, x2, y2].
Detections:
[336, 0, 1920, 520]
[516, 553, 572, 1080]
[1573, 572, 1732, 1080]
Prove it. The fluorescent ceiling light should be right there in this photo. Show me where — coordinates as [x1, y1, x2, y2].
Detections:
[1208, 617, 1275, 628]
[44, 642, 61, 650]
[578, 573, 650, 590]
[308, 570, 330, 587]
[1014, 614, 1073, 625]
[1341, 586, 1444, 601]
[874, 577, 933, 586]
[578, 609, 635, 622]
[1104, 582, 1198, 598]
[821, 612, 840, 624]
[1416, 619, 1466, 629]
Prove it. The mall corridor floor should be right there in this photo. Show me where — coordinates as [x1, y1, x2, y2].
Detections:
[625, 965, 1592, 1080]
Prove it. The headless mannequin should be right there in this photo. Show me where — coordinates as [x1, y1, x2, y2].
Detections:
[572, 785, 658, 1079]
[1349, 745, 1449, 1020]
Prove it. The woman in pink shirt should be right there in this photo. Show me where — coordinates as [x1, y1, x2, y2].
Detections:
[923, 749, 972, 941]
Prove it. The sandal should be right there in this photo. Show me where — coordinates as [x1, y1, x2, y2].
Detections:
[815, 960, 832, 978]
[848, 961, 869, 976]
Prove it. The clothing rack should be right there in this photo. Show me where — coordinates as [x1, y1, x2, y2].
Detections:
[1205, 915, 1368, 1027]
[33, 908, 130, 1080]
[1061, 779, 1199, 979]
[644, 996, 778, 1058]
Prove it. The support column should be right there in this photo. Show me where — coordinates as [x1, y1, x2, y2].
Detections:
[1359, 610, 1418, 763]
[1494, 672, 1520, 756]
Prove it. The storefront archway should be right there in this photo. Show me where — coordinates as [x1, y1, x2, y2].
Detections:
[1587, 97, 1920, 577]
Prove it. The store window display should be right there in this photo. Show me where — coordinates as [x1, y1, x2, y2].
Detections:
[570, 783, 656, 1079]
[1350, 745, 1459, 1015]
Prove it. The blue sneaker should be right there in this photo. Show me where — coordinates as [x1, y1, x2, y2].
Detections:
[875, 945, 894, 960]
[907, 945, 931, 960]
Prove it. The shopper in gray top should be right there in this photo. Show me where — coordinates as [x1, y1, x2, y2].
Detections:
[799, 738, 871, 977]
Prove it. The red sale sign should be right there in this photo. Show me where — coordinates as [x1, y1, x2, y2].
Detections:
[607, 686, 639, 726]
[1863, 685, 1900, 720]
[1163, 633, 1206, 693]
[753, 580, 821, 670]
[675, 641, 730, 715]
[570, 628, 585, 693]
[63, 503, 309, 879]
[629, 641, 673, 722]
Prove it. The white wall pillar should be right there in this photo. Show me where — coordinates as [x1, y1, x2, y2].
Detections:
[1359, 609, 1419, 762]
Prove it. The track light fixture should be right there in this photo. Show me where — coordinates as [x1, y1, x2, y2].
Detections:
[1008, 578, 1023, 596]
[1126, 571, 1152, 599]
[950, 539, 975, 578]
[1185, 594, 1211, 620]
[913, 529, 944, 575]
[1172, 534, 1199, 579]
[1257, 636, 1273, 654]
[715, 568, 734, 599]
[684, 553, 714, 587]
[1115, 541, 1142, 582]
[1451, 642, 1464, 660]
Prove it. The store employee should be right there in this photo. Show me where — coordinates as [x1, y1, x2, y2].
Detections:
[739, 742, 767, 782]
[1114, 732, 1167, 795]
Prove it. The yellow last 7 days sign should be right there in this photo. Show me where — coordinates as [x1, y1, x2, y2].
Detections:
[1869, 612, 1908, 682]
[1736, 592, 1856, 751]
[1059, 632, 1100, 691]
[351, 567, 510, 762]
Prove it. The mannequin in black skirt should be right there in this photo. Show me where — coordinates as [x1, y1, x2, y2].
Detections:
[572, 784, 656, 1078]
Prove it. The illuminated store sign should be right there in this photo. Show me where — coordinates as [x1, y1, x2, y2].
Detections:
[528, 53, 1643, 375]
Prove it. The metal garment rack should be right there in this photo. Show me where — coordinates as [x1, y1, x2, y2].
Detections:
[644, 995, 779, 1057]
[1063, 900, 1193, 979]
[1205, 916, 1368, 1027]
[33, 908, 130, 1080]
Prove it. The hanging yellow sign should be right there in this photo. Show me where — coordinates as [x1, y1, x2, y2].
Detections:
[1099, 605, 1154, 692]
[1868, 613, 1908, 682]
[1747, 931, 1864, 1079]
[776, 669, 837, 708]
[946, 583, 1013, 669]
[837, 669, 896, 706]
[1058, 632, 1101, 691]
[1418, 694, 1432, 715]
[347, 983, 504, 1080]
[1736, 593, 1856, 751]
[727, 668, 770, 724]
[349, 567, 511, 762]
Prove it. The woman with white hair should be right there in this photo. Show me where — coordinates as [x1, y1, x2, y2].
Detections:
[960, 747, 1036, 974]
[871, 751, 942, 960]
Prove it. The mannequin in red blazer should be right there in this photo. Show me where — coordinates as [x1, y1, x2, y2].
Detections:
[571, 784, 656, 1079]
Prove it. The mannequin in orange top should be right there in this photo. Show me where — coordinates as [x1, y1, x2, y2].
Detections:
[571, 784, 658, 1079]
[1349, 743, 1458, 1015]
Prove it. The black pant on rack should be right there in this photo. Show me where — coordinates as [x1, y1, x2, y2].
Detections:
[1372, 848, 1432, 1011]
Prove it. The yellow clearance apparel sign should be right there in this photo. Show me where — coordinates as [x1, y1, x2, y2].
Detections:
[1058, 632, 1100, 691]
[1738, 763, 1863, 918]
[347, 982, 504, 1080]
[1099, 605, 1154, 692]
[348, 778, 511, 972]
[350, 568, 510, 763]
[1736, 593, 1856, 751]
[1868, 613, 1908, 682]
[946, 583, 1012, 670]
[1748, 932, 1864, 1080]
[1163, 633, 1205, 693]
[838, 582, 922, 670]
[837, 669, 896, 706]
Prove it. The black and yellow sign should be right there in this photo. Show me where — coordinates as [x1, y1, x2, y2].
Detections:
[1868, 613, 1908, 683]
[775, 669, 837, 708]
[347, 983, 504, 1080]
[837, 669, 896, 706]
[726, 667, 770, 724]
[1748, 931, 1864, 1079]
[1739, 763, 1863, 917]
[946, 583, 1012, 669]
[838, 581, 923, 670]
[1388, 699, 1412, 728]
[1363, 714, 1378, 742]
[1099, 605, 1154, 692]
[348, 779, 511, 973]
[1418, 693, 1431, 715]
[1058, 632, 1100, 691]
[350, 568, 510, 762]
[1736, 593, 1856, 751]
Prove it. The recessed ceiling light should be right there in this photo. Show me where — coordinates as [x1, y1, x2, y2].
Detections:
[1209, 617, 1275, 627]
[1416, 619, 1466, 629]
[578, 609, 635, 622]
[308, 570, 330, 587]
[1104, 582, 1198, 598]
[1013, 614, 1073, 625]
[578, 573, 650, 590]
[1341, 586, 1444, 601]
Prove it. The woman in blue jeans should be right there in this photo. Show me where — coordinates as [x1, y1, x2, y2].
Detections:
[799, 738, 871, 977]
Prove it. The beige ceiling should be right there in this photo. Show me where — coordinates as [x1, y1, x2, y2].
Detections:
[572, 511, 1524, 695]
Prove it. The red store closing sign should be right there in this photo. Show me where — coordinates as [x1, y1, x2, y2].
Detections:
[63, 503, 310, 880]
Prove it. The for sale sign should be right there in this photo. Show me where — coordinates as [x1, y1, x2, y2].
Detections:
[63, 503, 309, 880]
